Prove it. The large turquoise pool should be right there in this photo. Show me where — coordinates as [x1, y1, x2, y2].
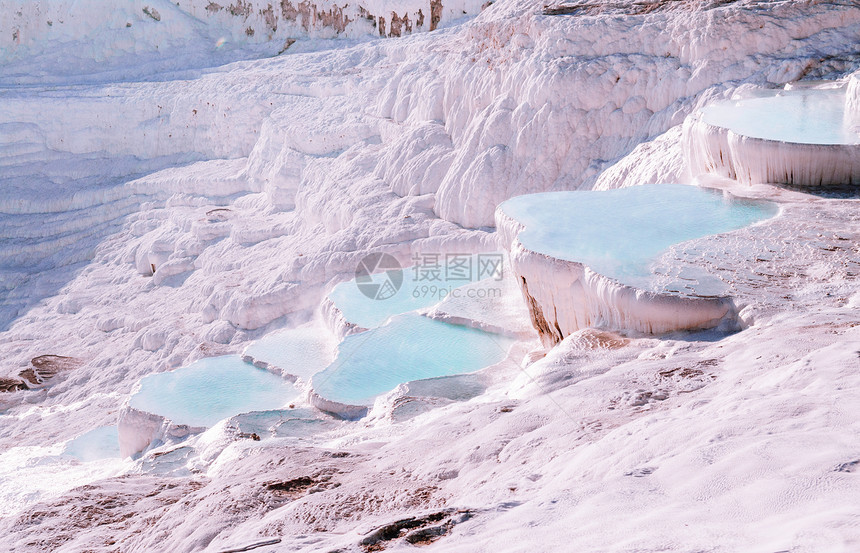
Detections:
[499, 183, 777, 287]
[129, 355, 297, 427]
[311, 313, 512, 407]
[701, 88, 860, 145]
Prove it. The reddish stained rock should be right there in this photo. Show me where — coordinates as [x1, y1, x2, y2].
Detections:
[430, 0, 442, 31]
[18, 355, 84, 386]
[280, 0, 353, 34]
[228, 0, 252, 17]
[261, 3, 277, 32]
[520, 277, 563, 346]
[0, 377, 27, 393]
[389, 12, 412, 37]
[209, 0, 448, 37]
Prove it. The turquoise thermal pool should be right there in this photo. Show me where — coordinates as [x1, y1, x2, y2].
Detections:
[311, 313, 512, 407]
[64, 426, 121, 462]
[129, 355, 297, 427]
[500, 183, 777, 288]
[700, 88, 860, 145]
[228, 408, 342, 439]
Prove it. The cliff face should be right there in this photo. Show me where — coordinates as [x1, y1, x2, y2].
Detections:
[180, 0, 483, 39]
[0, 0, 488, 62]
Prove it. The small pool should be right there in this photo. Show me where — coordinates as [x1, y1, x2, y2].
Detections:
[328, 254, 503, 328]
[63, 426, 121, 462]
[129, 355, 297, 427]
[700, 89, 860, 145]
[242, 325, 337, 380]
[228, 408, 342, 439]
[311, 313, 512, 407]
[499, 184, 777, 288]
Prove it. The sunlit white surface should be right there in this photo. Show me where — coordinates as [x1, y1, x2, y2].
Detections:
[0, 442, 127, 517]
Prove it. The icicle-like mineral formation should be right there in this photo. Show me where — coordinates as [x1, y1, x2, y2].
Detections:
[496, 185, 776, 347]
[846, 71, 860, 132]
[684, 86, 860, 187]
[497, 216, 733, 347]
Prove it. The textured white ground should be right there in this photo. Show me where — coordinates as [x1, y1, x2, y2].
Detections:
[0, 0, 859, 551]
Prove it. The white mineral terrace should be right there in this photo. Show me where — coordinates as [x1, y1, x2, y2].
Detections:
[309, 312, 513, 419]
[684, 85, 860, 187]
[496, 183, 778, 346]
[118, 355, 298, 456]
[119, 277, 519, 451]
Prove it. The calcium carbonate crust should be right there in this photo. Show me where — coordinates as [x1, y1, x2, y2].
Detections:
[495, 203, 739, 346]
[683, 108, 860, 187]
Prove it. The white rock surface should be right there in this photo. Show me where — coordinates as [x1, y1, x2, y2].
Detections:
[593, 126, 690, 190]
[846, 70, 860, 130]
[117, 405, 206, 458]
[422, 270, 537, 338]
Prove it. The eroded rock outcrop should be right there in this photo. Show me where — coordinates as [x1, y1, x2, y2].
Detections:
[19, 354, 84, 385]
[1, 355, 84, 395]
[179, 0, 486, 40]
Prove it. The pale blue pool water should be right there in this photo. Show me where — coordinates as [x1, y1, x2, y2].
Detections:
[242, 326, 336, 380]
[500, 184, 777, 287]
[701, 89, 860, 145]
[129, 355, 297, 427]
[329, 254, 503, 328]
[63, 426, 120, 462]
[311, 313, 512, 406]
[228, 408, 342, 438]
